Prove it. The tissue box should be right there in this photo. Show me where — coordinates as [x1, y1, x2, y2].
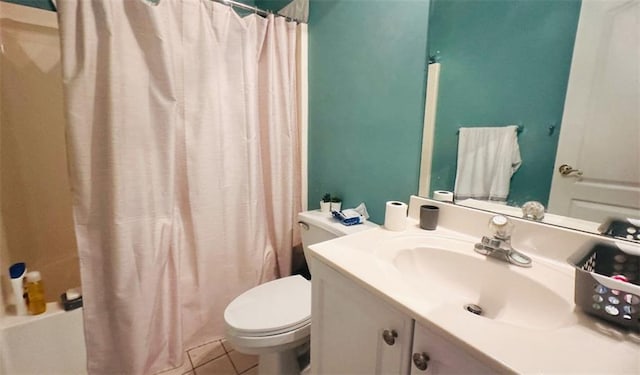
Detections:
[332, 209, 364, 226]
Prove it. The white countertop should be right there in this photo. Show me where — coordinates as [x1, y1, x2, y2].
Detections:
[308, 215, 640, 374]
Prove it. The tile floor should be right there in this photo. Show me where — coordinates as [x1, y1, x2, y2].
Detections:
[157, 337, 258, 375]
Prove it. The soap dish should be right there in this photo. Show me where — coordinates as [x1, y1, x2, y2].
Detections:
[568, 241, 639, 331]
[60, 291, 83, 311]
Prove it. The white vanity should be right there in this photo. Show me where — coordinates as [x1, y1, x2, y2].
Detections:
[309, 253, 494, 374]
[306, 196, 640, 374]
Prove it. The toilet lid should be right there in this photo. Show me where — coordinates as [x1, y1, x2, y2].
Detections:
[224, 275, 311, 337]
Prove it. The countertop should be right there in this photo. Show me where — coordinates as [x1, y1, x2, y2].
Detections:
[308, 218, 640, 374]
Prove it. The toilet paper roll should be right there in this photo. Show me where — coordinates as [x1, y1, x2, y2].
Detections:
[433, 190, 454, 202]
[384, 201, 408, 231]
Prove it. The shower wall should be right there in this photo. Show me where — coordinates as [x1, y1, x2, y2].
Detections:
[0, 2, 80, 306]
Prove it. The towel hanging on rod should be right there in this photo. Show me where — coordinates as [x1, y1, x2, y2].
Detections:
[454, 125, 522, 202]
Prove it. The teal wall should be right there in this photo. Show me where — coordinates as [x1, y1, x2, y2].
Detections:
[428, 0, 581, 206]
[307, 0, 430, 223]
[1, 0, 55, 11]
[256, 0, 291, 11]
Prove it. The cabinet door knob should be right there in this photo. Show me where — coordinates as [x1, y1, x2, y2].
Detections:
[382, 329, 398, 345]
[412, 352, 430, 371]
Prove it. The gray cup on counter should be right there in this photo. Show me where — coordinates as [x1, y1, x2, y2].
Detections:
[420, 205, 439, 230]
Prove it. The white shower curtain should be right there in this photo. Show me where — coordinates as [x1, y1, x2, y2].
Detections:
[56, 1, 302, 373]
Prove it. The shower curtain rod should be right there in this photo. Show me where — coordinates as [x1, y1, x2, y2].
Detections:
[29, 0, 303, 23]
[212, 0, 303, 23]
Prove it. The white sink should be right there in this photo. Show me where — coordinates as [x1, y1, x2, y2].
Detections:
[375, 234, 576, 330]
[307, 197, 640, 374]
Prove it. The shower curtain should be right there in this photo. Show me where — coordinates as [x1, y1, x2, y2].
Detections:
[56, 1, 302, 373]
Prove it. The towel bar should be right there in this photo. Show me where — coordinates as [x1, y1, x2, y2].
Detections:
[456, 125, 524, 135]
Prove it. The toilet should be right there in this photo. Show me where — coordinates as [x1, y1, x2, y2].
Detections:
[223, 209, 378, 375]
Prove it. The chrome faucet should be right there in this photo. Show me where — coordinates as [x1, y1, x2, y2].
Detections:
[474, 215, 532, 267]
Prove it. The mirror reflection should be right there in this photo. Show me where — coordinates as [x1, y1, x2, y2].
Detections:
[420, 0, 640, 237]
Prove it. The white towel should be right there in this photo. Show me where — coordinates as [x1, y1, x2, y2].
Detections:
[454, 125, 522, 202]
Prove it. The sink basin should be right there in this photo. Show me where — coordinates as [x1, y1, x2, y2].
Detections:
[376, 234, 576, 330]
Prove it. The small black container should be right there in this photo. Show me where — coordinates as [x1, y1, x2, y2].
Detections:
[420, 205, 439, 230]
[60, 293, 83, 311]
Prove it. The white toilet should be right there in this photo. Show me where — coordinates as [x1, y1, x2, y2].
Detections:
[223, 209, 378, 375]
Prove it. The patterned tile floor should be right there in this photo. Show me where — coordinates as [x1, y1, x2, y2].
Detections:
[156, 337, 258, 375]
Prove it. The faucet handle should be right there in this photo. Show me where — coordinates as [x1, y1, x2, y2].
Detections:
[488, 215, 514, 240]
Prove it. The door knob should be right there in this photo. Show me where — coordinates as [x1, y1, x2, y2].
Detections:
[558, 164, 583, 177]
[382, 329, 398, 345]
[412, 352, 430, 371]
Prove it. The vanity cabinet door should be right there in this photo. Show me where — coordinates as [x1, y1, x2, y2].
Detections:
[410, 322, 494, 375]
[310, 261, 414, 375]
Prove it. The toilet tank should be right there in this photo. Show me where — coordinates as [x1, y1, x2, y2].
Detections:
[296, 210, 378, 276]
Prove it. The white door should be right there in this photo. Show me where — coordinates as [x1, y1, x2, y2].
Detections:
[310, 261, 413, 375]
[410, 322, 493, 375]
[548, 0, 640, 222]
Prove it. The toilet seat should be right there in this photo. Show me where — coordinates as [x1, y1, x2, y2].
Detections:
[227, 317, 311, 338]
[224, 275, 311, 338]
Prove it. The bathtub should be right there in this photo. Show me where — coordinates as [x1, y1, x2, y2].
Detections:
[0, 302, 87, 374]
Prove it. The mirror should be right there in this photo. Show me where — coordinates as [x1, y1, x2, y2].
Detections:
[420, 0, 640, 238]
